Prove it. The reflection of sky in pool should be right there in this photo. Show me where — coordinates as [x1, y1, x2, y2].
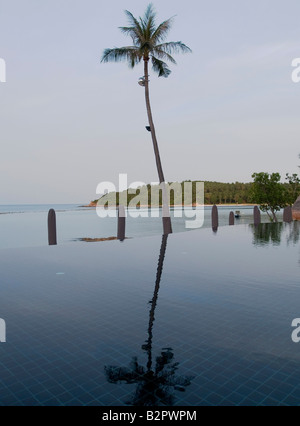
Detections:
[0, 222, 299, 406]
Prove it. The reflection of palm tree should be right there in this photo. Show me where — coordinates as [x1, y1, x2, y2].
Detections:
[105, 235, 193, 406]
[142, 234, 168, 372]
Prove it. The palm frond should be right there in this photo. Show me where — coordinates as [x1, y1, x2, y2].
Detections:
[119, 26, 142, 46]
[124, 9, 143, 32]
[152, 48, 177, 64]
[151, 56, 171, 78]
[101, 47, 141, 68]
[156, 41, 192, 55]
[150, 17, 175, 44]
[146, 14, 156, 40]
[144, 3, 155, 22]
[145, 4, 156, 39]
[138, 3, 156, 42]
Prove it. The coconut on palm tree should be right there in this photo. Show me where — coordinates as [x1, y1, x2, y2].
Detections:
[101, 3, 191, 235]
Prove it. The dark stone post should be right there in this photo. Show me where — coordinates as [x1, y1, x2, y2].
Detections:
[212, 205, 218, 232]
[48, 209, 57, 246]
[253, 206, 261, 226]
[117, 205, 126, 242]
[283, 206, 293, 223]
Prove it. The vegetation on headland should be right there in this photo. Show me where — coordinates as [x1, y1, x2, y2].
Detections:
[89, 176, 300, 213]
[89, 180, 255, 207]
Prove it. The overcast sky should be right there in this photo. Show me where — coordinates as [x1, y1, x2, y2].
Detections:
[0, 0, 299, 204]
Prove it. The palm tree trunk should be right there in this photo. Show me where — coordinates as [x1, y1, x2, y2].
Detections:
[144, 59, 172, 235]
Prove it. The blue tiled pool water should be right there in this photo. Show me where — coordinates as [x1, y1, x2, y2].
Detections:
[0, 222, 299, 406]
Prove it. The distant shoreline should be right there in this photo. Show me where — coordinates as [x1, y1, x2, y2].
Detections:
[83, 203, 256, 208]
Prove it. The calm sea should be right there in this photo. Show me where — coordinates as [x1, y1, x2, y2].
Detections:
[0, 204, 280, 249]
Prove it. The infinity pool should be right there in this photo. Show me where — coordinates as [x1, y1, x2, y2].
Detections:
[0, 222, 299, 406]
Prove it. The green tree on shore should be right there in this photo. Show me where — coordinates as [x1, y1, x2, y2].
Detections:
[251, 172, 289, 222]
[285, 173, 300, 205]
[101, 4, 191, 235]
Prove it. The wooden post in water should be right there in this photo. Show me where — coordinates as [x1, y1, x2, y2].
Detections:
[229, 211, 234, 226]
[48, 209, 57, 246]
[253, 206, 261, 226]
[117, 205, 126, 242]
[212, 205, 218, 232]
[283, 206, 293, 223]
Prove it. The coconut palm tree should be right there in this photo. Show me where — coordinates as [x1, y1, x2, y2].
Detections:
[101, 4, 191, 235]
